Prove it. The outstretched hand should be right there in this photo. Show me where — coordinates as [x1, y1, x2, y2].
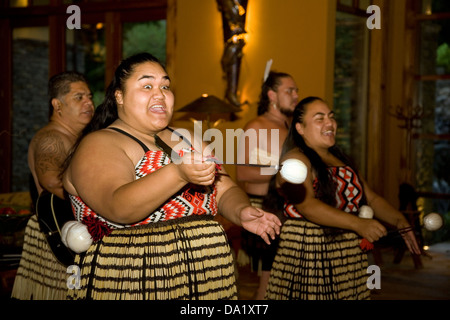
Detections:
[399, 227, 422, 255]
[240, 206, 282, 245]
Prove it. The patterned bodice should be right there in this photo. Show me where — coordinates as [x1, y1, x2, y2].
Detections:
[284, 166, 363, 218]
[69, 132, 218, 231]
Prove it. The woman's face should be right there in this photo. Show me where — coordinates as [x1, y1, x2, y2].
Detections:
[295, 100, 337, 152]
[115, 61, 174, 134]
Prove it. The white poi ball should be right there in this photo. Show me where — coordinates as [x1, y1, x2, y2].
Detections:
[61, 221, 79, 247]
[358, 205, 374, 219]
[61, 220, 93, 253]
[279, 158, 308, 184]
[423, 213, 444, 231]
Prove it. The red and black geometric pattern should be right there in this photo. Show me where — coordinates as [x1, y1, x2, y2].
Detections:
[284, 165, 364, 218]
[69, 150, 218, 232]
[330, 166, 363, 213]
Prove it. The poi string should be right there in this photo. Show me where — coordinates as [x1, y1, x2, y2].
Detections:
[359, 205, 416, 251]
[361, 225, 417, 251]
[181, 149, 309, 186]
[180, 148, 280, 168]
[388, 225, 415, 236]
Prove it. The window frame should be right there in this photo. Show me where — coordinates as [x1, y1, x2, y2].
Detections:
[405, 0, 450, 200]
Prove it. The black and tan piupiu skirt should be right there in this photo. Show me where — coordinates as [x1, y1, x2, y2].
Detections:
[67, 215, 238, 300]
[265, 219, 370, 300]
[11, 214, 68, 300]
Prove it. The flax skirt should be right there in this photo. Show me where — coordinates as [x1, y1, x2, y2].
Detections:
[67, 215, 238, 300]
[11, 214, 68, 300]
[265, 219, 370, 300]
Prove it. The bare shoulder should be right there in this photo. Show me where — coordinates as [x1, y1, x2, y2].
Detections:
[30, 126, 71, 156]
[243, 116, 269, 131]
[165, 126, 195, 141]
[30, 126, 74, 176]
[65, 129, 130, 184]
[160, 126, 196, 149]
[77, 129, 121, 151]
[65, 129, 137, 198]
[75, 128, 151, 167]
[31, 125, 65, 143]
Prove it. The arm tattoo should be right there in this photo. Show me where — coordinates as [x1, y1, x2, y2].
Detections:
[34, 131, 68, 176]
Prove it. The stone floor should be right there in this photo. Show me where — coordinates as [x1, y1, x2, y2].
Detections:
[235, 241, 450, 300]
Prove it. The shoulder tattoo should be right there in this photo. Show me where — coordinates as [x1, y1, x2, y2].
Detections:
[34, 131, 68, 175]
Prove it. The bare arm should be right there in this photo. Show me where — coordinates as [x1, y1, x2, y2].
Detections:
[363, 181, 421, 254]
[64, 130, 216, 225]
[278, 151, 387, 243]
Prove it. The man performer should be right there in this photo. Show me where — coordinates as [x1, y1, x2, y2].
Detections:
[12, 71, 94, 300]
[236, 70, 299, 299]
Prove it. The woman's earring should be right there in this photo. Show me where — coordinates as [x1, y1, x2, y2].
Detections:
[272, 103, 277, 110]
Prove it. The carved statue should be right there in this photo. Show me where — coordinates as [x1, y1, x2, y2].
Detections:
[217, 0, 248, 107]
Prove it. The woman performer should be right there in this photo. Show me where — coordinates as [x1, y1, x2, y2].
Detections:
[265, 96, 420, 300]
[62, 52, 281, 300]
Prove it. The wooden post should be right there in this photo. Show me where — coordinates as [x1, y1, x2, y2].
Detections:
[105, 12, 122, 88]
[367, 0, 388, 195]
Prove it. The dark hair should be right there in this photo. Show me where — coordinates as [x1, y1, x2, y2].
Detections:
[48, 71, 87, 119]
[61, 52, 164, 176]
[257, 71, 292, 115]
[83, 52, 164, 135]
[281, 96, 364, 206]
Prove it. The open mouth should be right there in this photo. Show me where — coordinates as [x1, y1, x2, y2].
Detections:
[322, 130, 335, 137]
[149, 104, 166, 113]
